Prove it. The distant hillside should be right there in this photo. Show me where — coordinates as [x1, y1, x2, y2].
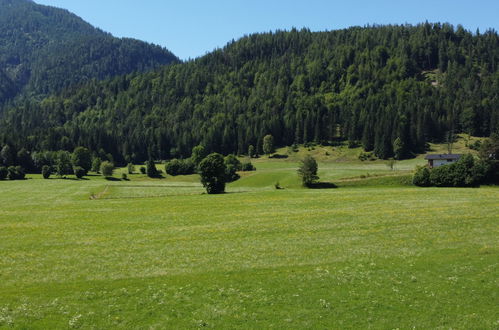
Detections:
[0, 0, 179, 104]
[1, 23, 498, 163]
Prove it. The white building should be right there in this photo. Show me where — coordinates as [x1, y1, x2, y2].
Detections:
[424, 154, 462, 168]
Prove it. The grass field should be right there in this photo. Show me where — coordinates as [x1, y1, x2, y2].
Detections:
[0, 152, 498, 328]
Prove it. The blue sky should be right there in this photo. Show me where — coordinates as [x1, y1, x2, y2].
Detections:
[35, 0, 499, 60]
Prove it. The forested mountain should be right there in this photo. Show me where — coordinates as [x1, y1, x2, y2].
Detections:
[1, 23, 498, 163]
[0, 0, 179, 105]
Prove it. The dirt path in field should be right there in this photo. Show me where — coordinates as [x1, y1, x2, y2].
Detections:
[89, 185, 109, 200]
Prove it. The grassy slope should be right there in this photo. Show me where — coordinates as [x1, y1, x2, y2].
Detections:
[0, 141, 497, 328]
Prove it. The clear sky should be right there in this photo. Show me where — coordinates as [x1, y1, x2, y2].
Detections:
[35, 0, 499, 60]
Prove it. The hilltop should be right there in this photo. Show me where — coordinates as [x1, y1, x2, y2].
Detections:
[0, 0, 179, 106]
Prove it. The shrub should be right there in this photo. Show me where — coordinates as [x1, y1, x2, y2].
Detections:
[100, 161, 114, 178]
[165, 158, 195, 176]
[199, 153, 226, 194]
[122, 173, 128, 180]
[15, 166, 25, 180]
[191, 145, 207, 166]
[225, 164, 240, 182]
[224, 155, 242, 182]
[241, 162, 256, 171]
[358, 151, 376, 161]
[7, 166, 17, 180]
[413, 166, 431, 187]
[248, 145, 255, 158]
[91, 157, 102, 173]
[146, 159, 160, 178]
[469, 140, 482, 151]
[0, 166, 7, 180]
[42, 165, 51, 179]
[127, 163, 135, 174]
[139, 166, 146, 174]
[56, 151, 73, 177]
[224, 154, 241, 171]
[7, 166, 25, 180]
[74, 166, 85, 179]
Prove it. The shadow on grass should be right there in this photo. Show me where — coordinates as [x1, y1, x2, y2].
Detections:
[270, 154, 289, 159]
[105, 177, 122, 181]
[308, 182, 337, 189]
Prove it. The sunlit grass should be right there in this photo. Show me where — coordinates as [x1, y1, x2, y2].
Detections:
[0, 156, 497, 328]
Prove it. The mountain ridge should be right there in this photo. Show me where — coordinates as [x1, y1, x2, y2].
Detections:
[0, 0, 179, 105]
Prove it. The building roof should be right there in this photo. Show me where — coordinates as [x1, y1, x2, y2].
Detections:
[424, 154, 462, 160]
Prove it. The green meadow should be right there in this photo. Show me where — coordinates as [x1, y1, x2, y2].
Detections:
[0, 147, 498, 328]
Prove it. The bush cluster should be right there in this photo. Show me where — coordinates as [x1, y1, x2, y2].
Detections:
[241, 162, 256, 171]
[413, 154, 489, 187]
[358, 151, 376, 161]
[165, 159, 195, 176]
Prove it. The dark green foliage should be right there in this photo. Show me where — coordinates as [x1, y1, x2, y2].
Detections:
[41, 165, 51, 179]
[73, 166, 85, 179]
[127, 163, 135, 174]
[91, 157, 102, 173]
[121, 173, 128, 180]
[393, 137, 407, 160]
[1, 24, 499, 160]
[7, 166, 24, 180]
[479, 134, 499, 161]
[241, 162, 256, 171]
[15, 166, 25, 180]
[468, 140, 482, 151]
[478, 134, 499, 183]
[55, 151, 73, 177]
[146, 159, 159, 178]
[248, 145, 255, 158]
[413, 166, 431, 186]
[224, 155, 242, 171]
[224, 154, 242, 182]
[191, 145, 207, 167]
[199, 153, 227, 194]
[298, 155, 319, 187]
[71, 147, 92, 174]
[164, 159, 195, 176]
[1, 145, 14, 167]
[263, 135, 275, 156]
[414, 154, 488, 187]
[0, 0, 178, 106]
[100, 161, 114, 178]
[7, 166, 16, 180]
[16, 148, 32, 172]
[31, 151, 55, 173]
[139, 166, 146, 174]
[358, 151, 376, 161]
[0, 166, 7, 180]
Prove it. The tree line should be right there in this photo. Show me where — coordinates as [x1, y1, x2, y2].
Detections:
[0, 23, 498, 162]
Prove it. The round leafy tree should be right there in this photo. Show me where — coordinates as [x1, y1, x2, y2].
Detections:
[100, 161, 114, 178]
[199, 153, 227, 194]
[298, 155, 319, 187]
[72, 147, 92, 174]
